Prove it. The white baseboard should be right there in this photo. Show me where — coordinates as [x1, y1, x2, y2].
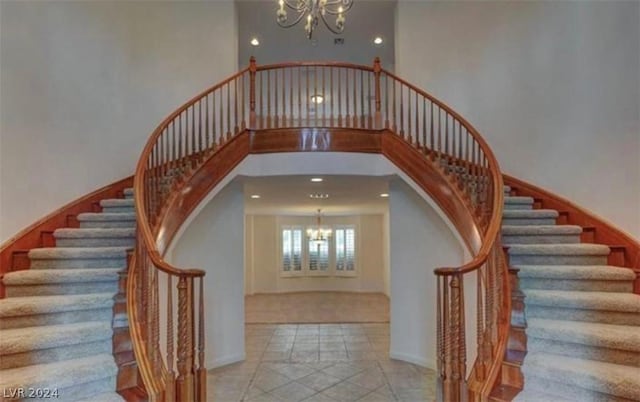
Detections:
[207, 353, 245, 369]
[389, 350, 436, 371]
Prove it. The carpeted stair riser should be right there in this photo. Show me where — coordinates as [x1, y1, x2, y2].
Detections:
[0, 308, 114, 330]
[511, 254, 608, 265]
[76, 391, 125, 402]
[29, 258, 126, 269]
[525, 306, 640, 326]
[0, 354, 118, 401]
[80, 220, 136, 229]
[521, 376, 637, 402]
[7, 376, 119, 402]
[508, 244, 610, 265]
[77, 212, 136, 229]
[503, 234, 581, 244]
[55, 237, 135, 248]
[1, 339, 112, 370]
[519, 278, 633, 292]
[0, 293, 116, 329]
[527, 338, 640, 367]
[5, 282, 119, 297]
[503, 217, 557, 226]
[28, 247, 129, 270]
[520, 353, 640, 401]
[54, 228, 135, 247]
[504, 197, 534, 211]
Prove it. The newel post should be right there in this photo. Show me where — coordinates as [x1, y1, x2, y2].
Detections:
[249, 57, 257, 129]
[373, 57, 382, 129]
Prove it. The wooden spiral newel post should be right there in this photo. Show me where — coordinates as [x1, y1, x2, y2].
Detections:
[176, 276, 194, 401]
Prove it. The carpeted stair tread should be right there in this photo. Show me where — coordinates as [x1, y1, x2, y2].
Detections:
[28, 247, 130, 260]
[505, 196, 534, 204]
[521, 352, 640, 400]
[75, 391, 124, 402]
[503, 209, 558, 218]
[524, 289, 640, 312]
[502, 225, 582, 235]
[0, 293, 115, 318]
[0, 353, 117, 394]
[99, 198, 134, 208]
[508, 243, 610, 256]
[527, 318, 640, 352]
[54, 228, 135, 239]
[514, 388, 575, 402]
[2, 268, 122, 285]
[77, 212, 136, 221]
[123, 188, 134, 196]
[516, 265, 635, 281]
[0, 321, 112, 355]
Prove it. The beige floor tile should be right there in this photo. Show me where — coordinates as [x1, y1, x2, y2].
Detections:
[321, 362, 367, 380]
[210, 320, 436, 402]
[291, 350, 320, 363]
[357, 392, 396, 402]
[301, 393, 339, 402]
[347, 367, 386, 390]
[320, 350, 348, 361]
[270, 382, 317, 402]
[321, 381, 371, 401]
[296, 371, 343, 392]
[266, 363, 317, 380]
[245, 392, 283, 402]
[252, 368, 293, 392]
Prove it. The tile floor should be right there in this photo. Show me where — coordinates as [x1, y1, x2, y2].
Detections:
[245, 293, 390, 324]
[208, 323, 436, 402]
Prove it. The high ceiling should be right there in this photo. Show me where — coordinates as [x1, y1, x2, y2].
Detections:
[237, 0, 397, 69]
[242, 175, 391, 215]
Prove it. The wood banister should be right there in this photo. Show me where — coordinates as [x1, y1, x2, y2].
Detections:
[130, 58, 506, 401]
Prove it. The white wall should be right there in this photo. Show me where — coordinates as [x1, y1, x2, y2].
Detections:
[0, 1, 238, 242]
[388, 179, 470, 370]
[245, 213, 387, 294]
[170, 181, 245, 369]
[396, 1, 640, 239]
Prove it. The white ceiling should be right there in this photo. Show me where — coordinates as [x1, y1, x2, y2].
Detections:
[241, 174, 391, 215]
[237, 0, 397, 69]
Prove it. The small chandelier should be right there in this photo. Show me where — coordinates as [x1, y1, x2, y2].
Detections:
[307, 209, 332, 242]
[276, 0, 354, 39]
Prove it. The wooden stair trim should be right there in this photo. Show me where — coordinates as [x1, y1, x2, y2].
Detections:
[0, 176, 133, 298]
[504, 174, 640, 293]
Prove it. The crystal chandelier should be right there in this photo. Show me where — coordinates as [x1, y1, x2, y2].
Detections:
[307, 209, 332, 242]
[276, 0, 354, 39]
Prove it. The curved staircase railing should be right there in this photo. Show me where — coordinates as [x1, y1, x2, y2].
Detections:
[130, 58, 506, 402]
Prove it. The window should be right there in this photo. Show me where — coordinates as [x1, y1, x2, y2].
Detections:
[308, 239, 329, 273]
[280, 223, 357, 277]
[282, 226, 303, 273]
[335, 226, 356, 275]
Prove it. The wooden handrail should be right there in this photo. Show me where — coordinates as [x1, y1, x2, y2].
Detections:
[130, 58, 506, 402]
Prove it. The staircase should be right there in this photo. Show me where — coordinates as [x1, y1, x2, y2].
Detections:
[502, 186, 640, 402]
[0, 189, 136, 401]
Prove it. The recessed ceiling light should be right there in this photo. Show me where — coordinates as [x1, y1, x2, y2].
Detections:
[373, 36, 383, 45]
[309, 193, 329, 199]
[310, 94, 324, 104]
[380, 193, 389, 198]
[310, 177, 324, 182]
[250, 194, 261, 199]
[250, 37, 260, 46]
